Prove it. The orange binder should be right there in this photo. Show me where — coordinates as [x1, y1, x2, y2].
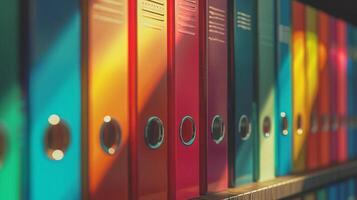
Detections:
[317, 11, 331, 168]
[292, 1, 307, 172]
[130, 0, 169, 199]
[86, 0, 130, 199]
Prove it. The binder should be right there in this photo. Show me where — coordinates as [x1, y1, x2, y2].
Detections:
[256, 0, 275, 181]
[304, 193, 316, 200]
[347, 25, 357, 159]
[328, 184, 339, 200]
[0, 1, 24, 199]
[305, 6, 319, 171]
[347, 179, 356, 200]
[275, 0, 293, 177]
[317, 11, 331, 168]
[329, 17, 338, 164]
[336, 19, 348, 163]
[316, 189, 328, 200]
[200, 0, 228, 194]
[131, 0, 168, 198]
[292, 1, 307, 172]
[26, 0, 82, 199]
[86, 0, 129, 199]
[339, 181, 348, 200]
[229, 0, 256, 186]
[168, 0, 200, 198]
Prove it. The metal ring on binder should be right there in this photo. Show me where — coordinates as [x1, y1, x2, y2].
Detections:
[179, 116, 196, 146]
[296, 114, 304, 135]
[239, 115, 251, 140]
[280, 112, 289, 136]
[44, 114, 70, 161]
[100, 116, 122, 155]
[0, 125, 6, 167]
[263, 116, 271, 138]
[211, 115, 225, 144]
[145, 116, 164, 149]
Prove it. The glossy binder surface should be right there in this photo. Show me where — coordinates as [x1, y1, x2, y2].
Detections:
[168, 0, 200, 199]
[229, 0, 256, 186]
[200, 0, 228, 194]
[347, 25, 357, 159]
[256, 0, 275, 181]
[305, 6, 319, 171]
[317, 12, 331, 168]
[134, 0, 168, 198]
[27, 0, 82, 199]
[0, 1, 24, 199]
[336, 19, 348, 163]
[329, 17, 338, 164]
[87, 0, 129, 199]
[275, 0, 292, 177]
[292, 1, 307, 172]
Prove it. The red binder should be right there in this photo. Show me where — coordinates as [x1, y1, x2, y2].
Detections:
[317, 11, 331, 168]
[168, 0, 200, 199]
[329, 17, 338, 164]
[336, 19, 348, 163]
[130, 0, 168, 199]
[200, 0, 228, 194]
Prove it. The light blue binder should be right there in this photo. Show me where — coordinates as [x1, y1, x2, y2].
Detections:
[26, 0, 81, 199]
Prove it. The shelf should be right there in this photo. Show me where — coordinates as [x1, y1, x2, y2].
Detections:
[196, 160, 357, 200]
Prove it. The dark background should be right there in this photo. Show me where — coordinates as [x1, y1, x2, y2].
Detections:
[299, 0, 357, 26]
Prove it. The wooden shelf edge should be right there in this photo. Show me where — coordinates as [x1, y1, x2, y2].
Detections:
[196, 160, 357, 200]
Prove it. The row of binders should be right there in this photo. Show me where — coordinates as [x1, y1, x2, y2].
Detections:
[1, 0, 357, 199]
[291, 178, 357, 200]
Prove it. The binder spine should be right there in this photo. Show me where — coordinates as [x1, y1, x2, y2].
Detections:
[87, 0, 130, 199]
[305, 6, 319, 171]
[336, 19, 348, 163]
[317, 12, 331, 168]
[347, 25, 357, 160]
[135, 0, 168, 198]
[27, 0, 82, 199]
[168, 0, 200, 199]
[292, 1, 307, 172]
[256, 0, 276, 181]
[329, 17, 338, 164]
[0, 0, 24, 199]
[275, 0, 293, 176]
[200, 0, 228, 194]
[230, 0, 256, 186]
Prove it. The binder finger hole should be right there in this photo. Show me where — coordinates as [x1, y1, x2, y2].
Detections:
[280, 112, 289, 136]
[263, 116, 271, 137]
[179, 116, 196, 146]
[0, 125, 6, 167]
[100, 116, 121, 155]
[296, 114, 304, 135]
[44, 114, 70, 161]
[239, 115, 251, 140]
[211, 115, 225, 144]
[145, 117, 164, 149]
[310, 112, 318, 134]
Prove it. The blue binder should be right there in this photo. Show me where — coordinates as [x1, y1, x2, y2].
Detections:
[347, 25, 357, 159]
[26, 0, 81, 199]
[328, 184, 339, 200]
[275, 0, 293, 176]
[347, 179, 356, 200]
[229, 0, 256, 186]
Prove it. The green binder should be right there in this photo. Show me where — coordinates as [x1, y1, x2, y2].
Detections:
[0, 0, 24, 199]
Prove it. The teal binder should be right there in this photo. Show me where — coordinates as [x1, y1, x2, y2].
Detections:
[229, 0, 256, 186]
[275, 0, 293, 176]
[26, 0, 81, 199]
